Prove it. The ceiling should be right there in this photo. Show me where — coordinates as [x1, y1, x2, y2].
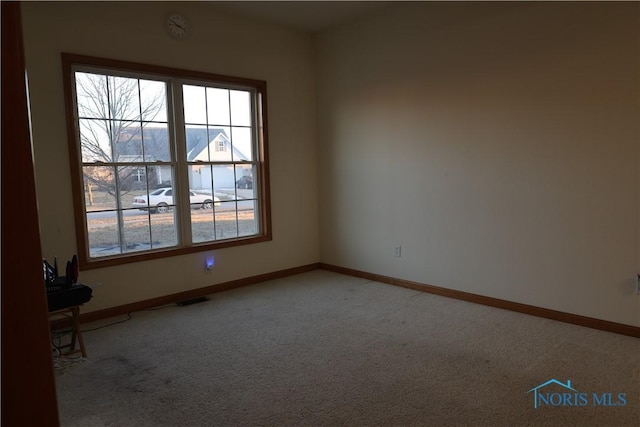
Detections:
[208, 1, 395, 33]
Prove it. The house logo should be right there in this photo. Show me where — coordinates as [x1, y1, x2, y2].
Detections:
[527, 379, 627, 409]
[527, 379, 579, 409]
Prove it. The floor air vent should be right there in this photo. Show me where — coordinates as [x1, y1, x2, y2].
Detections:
[175, 296, 209, 306]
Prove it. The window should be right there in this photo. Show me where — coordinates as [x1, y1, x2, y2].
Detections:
[133, 168, 146, 182]
[62, 54, 271, 269]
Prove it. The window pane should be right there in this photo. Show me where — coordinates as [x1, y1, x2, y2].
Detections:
[190, 189, 216, 211]
[150, 210, 178, 248]
[113, 121, 143, 162]
[153, 165, 174, 189]
[83, 166, 116, 212]
[215, 201, 238, 240]
[210, 127, 232, 162]
[214, 165, 236, 200]
[128, 170, 149, 211]
[118, 165, 146, 202]
[188, 164, 212, 193]
[153, 187, 174, 213]
[143, 124, 170, 162]
[87, 212, 120, 257]
[238, 200, 258, 237]
[135, 181, 175, 213]
[191, 207, 215, 243]
[185, 125, 209, 161]
[230, 90, 251, 126]
[140, 79, 167, 122]
[122, 213, 151, 253]
[183, 85, 207, 124]
[231, 127, 253, 161]
[80, 119, 112, 162]
[75, 72, 109, 119]
[107, 76, 140, 121]
[207, 87, 230, 126]
[235, 164, 255, 198]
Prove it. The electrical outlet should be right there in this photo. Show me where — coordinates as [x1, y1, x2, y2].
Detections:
[393, 245, 401, 258]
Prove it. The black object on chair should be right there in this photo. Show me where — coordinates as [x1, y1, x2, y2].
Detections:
[45, 255, 92, 357]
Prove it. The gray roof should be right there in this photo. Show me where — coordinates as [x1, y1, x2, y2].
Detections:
[115, 126, 238, 161]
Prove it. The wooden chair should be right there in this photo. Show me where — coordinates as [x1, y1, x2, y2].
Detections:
[49, 305, 87, 358]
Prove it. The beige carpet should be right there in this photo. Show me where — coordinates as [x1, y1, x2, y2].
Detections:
[53, 355, 86, 376]
[55, 270, 639, 426]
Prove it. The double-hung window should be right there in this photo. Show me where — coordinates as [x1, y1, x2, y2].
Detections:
[62, 54, 271, 269]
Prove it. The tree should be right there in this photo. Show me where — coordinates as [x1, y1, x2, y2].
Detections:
[76, 72, 166, 201]
[75, 72, 166, 250]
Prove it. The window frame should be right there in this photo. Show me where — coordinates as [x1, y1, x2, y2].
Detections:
[62, 53, 271, 270]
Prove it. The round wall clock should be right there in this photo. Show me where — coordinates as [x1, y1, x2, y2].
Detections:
[167, 13, 188, 38]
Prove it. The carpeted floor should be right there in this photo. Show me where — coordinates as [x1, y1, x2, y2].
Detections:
[53, 355, 86, 375]
[55, 270, 639, 426]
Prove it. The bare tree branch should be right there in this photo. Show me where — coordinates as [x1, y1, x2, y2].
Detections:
[76, 72, 165, 195]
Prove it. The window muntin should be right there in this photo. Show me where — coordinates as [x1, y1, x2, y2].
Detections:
[63, 54, 270, 269]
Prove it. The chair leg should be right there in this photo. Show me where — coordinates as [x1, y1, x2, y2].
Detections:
[72, 306, 87, 358]
[49, 306, 88, 357]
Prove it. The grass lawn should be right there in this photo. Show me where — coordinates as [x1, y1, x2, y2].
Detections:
[85, 191, 257, 256]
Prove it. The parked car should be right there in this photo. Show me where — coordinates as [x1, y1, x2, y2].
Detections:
[236, 176, 253, 189]
[132, 188, 220, 213]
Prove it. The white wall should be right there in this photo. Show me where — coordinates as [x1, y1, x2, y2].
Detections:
[22, 1, 319, 312]
[316, 2, 640, 326]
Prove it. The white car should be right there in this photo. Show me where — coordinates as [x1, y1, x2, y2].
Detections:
[132, 188, 220, 213]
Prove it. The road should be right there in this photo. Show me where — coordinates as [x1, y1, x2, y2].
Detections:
[87, 199, 256, 219]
